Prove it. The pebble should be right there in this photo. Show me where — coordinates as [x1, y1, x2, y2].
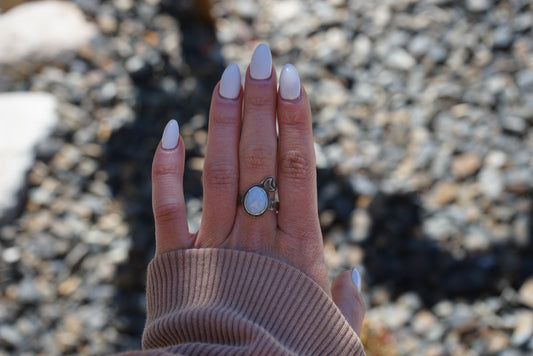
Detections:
[484, 150, 507, 169]
[487, 330, 510, 354]
[452, 153, 482, 179]
[466, 0, 493, 12]
[408, 34, 432, 58]
[384, 48, 416, 71]
[350, 209, 371, 242]
[516, 69, 533, 92]
[0, 325, 23, 347]
[427, 44, 448, 64]
[412, 310, 437, 335]
[428, 182, 459, 206]
[2, 247, 21, 264]
[493, 25, 514, 50]
[478, 168, 504, 199]
[511, 311, 533, 346]
[518, 278, 533, 309]
[500, 115, 526, 134]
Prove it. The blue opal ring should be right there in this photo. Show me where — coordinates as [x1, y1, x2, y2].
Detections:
[240, 177, 279, 217]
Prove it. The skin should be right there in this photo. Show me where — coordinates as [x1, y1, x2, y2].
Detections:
[151, 60, 365, 334]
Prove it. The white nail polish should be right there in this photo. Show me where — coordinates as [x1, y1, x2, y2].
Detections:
[279, 63, 301, 100]
[161, 119, 179, 150]
[250, 44, 272, 80]
[219, 63, 241, 99]
[351, 267, 362, 292]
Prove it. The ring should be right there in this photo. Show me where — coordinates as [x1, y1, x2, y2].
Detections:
[240, 177, 279, 217]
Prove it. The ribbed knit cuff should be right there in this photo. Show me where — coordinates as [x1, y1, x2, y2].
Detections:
[142, 249, 365, 355]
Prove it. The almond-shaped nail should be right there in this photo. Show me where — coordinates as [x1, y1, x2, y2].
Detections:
[351, 267, 362, 292]
[161, 119, 179, 150]
[250, 44, 272, 80]
[219, 63, 241, 99]
[279, 63, 301, 100]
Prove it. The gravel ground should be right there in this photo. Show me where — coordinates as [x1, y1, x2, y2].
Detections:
[1, 0, 533, 355]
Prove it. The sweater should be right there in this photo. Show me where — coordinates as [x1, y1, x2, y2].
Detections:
[118, 248, 365, 355]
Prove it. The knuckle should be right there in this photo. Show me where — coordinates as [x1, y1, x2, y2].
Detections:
[281, 108, 307, 128]
[203, 161, 237, 189]
[153, 202, 184, 225]
[213, 112, 239, 127]
[242, 145, 273, 170]
[279, 150, 314, 180]
[153, 161, 178, 178]
[247, 94, 274, 110]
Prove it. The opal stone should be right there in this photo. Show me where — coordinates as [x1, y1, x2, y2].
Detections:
[244, 186, 268, 216]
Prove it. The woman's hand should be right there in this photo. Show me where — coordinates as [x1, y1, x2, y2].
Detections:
[151, 44, 365, 334]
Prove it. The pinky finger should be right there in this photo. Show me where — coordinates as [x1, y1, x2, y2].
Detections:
[152, 120, 192, 255]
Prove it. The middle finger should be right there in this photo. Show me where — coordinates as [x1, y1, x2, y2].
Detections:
[235, 44, 278, 250]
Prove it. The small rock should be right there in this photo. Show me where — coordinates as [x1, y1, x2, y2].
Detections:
[17, 277, 40, 303]
[513, 13, 533, 32]
[505, 167, 531, 194]
[464, 226, 490, 251]
[427, 43, 448, 64]
[511, 311, 533, 346]
[52, 144, 82, 171]
[350, 209, 371, 242]
[485, 150, 507, 169]
[351, 35, 372, 66]
[385, 48, 416, 71]
[58, 276, 82, 296]
[466, 0, 493, 12]
[501, 115, 526, 134]
[79, 304, 108, 330]
[96, 11, 118, 34]
[493, 25, 514, 50]
[369, 303, 412, 330]
[0, 325, 23, 347]
[513, 216, 529, 246]
[412, 310, 437, 335]
[488, 330, 510, 354]
[479, 168, 504, 198]
[447, 303, 478, 334]
[518, 278, 533, 308]
[500, 349, 524, 356]
[429, 182, 459, 206]
[113, 0, 134, 12]
[408, 34, 431, 57]
[516, 69, 533, 92]
[2, 246, 21, 263]
[397, 292, 422, 312]
[424, 215, 456, 241]
[452, 153, 482, 179]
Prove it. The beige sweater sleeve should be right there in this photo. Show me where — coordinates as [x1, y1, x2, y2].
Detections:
[119, 248, 365, 356]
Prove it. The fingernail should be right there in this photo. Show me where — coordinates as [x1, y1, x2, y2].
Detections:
[161, 119, 179, 150]
[250, 44, 272, 80]
[219, 63, 241, 99]
[351, 267, 362, 292]
[279, 63, 301, 100]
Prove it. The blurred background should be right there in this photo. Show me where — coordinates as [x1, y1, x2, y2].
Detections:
[0, 0, 532, 354]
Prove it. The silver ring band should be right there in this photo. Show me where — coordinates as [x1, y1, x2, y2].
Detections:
[240, 177, 279, 217]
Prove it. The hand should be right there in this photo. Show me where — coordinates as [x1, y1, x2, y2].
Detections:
[151, 44, 365, 333]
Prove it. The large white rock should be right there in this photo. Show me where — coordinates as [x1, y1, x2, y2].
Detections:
[0, 0, 98, 66]
[0, 92, 58, 221]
